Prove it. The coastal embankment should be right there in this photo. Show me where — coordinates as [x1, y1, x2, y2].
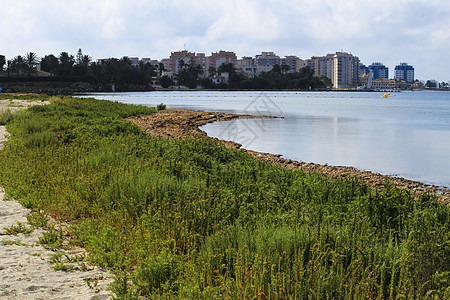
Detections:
[128, 108, 450, 203]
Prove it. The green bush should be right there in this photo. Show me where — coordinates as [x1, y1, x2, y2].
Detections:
[156, 103, 166, 111]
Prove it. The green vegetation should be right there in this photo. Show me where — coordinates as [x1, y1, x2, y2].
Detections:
[0, 95, 449, 298]
[1, 240, 26, 246]
[156, 103, 166, 111]
[1, 222, 33, 235]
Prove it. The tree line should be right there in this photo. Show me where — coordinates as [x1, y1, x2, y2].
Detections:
[1, 50, 332, 91]
[0, 49, 160, 91]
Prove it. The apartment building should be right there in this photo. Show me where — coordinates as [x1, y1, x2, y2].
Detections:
[208, 50, 237, 70]
[168, 50, 197, 74]
[255, 52, 281, 74]
[281, 56, 305, 73]
[235, 57, 256, 77]
[394, 63, 414, 82]
[369, 62, 389, 79]
[306, 54, 334, 79]
[307, 52, 359, 89]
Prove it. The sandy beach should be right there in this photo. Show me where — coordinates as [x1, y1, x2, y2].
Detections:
[1, 99, 113, 299]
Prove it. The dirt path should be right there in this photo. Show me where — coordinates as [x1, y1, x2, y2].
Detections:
[1, 99, 113, 299]
[127, 108, 450, 203]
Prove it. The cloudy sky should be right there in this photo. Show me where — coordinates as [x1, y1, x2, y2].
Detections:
[1, 0, 449, 82]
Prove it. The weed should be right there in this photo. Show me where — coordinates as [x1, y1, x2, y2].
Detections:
[27, 211, 49, 228]
[156, 103, 166, 111]
[38, 227, 63, 250]
[84, 277, 98, 288]
[1, 240, 26, 246]
[1, 222, 33, 235]
[0, 108, 14, 125]
[51, 262, 75, 271]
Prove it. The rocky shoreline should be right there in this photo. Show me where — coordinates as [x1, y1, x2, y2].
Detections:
[127, 108, 450, 204]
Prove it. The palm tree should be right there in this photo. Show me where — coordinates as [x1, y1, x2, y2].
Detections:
[10, 55, 26, 76]
[25, 52, 39, 77]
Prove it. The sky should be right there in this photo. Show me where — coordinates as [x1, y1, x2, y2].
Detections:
[1, 0, 449, 82]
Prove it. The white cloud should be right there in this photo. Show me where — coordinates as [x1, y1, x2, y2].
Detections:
[0, 0, 449, 80]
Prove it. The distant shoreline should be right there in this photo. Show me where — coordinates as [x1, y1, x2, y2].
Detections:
[127, 108, 450, 204]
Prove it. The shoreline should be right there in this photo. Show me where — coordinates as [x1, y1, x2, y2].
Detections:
[127, 108, 450, 204]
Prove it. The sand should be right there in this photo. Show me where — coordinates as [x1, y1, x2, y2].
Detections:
[1, 98, 113, 299]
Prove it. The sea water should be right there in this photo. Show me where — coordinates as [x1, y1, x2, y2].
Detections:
[85, 91, 450, 187]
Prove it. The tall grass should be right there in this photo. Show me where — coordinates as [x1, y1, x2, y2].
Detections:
[0, 95, 449, 299]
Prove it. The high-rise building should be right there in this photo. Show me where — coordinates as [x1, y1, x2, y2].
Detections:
[235, 57, 256, 77]
[208, 50, 237, 70]
[168, 50, 197, 74]
[333, 52, 360, 89]
[196, 53, 207, 78]
[306, 54, 334, 79]
[281, 56, 305, 73]
[394, 63, 414, 82]
[255, 52, 281, 74]
[307, 52, 360, 89]
[368, 62, 389, 79]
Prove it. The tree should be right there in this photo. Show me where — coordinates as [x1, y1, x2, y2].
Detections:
[41, 54, 59, 76]
[176, 62, 203, 89]
[271, 64, 282, 74]
[25, 52, 39, 77]
[281, 64, 291, 74]
[58, 52, 75, 76]
[74, 49, 91, 76]
[0, 55, 5, 71]
[158, 63, 166, 76]
[159, 75, 174, 88]
[217, 63, 236, 75]
[319, 75, 332, 88]
[76, 48, 83, 65]
[208, 66, 217, 77]
[425, 80, 437, 89]
[10, 55, 27, 76]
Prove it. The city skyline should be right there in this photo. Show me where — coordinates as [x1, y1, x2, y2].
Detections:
[1, 0, 449, 82]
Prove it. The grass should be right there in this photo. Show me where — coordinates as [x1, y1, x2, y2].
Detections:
[1, 240, 26, 246]
[0, 222, 33, 235]
[0, 95, 449, 299]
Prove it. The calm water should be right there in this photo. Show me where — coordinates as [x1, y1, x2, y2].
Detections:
[85, 91, 450, 187]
